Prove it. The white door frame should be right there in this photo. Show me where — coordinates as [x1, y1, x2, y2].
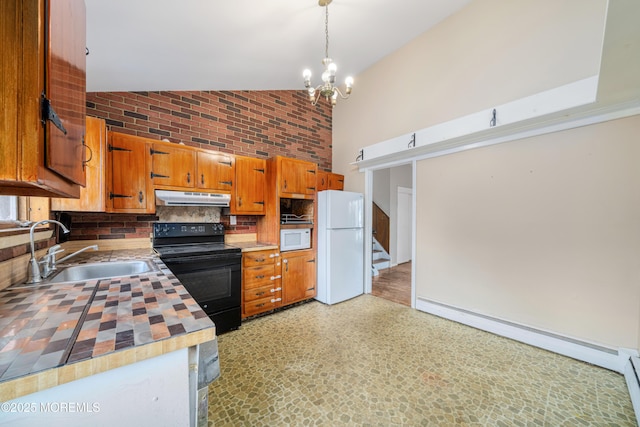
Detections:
[396, 186, 413, 265]
[363, 160, 417, 309]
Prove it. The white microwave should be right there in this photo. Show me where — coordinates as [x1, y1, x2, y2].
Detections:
[280, 228, 311, 251]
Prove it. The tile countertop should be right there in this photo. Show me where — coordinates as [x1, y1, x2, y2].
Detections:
[0, 249, 215, 402]
[227, 242, 279, 252]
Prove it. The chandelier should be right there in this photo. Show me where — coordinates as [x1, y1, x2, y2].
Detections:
[303, 0, 353, 107]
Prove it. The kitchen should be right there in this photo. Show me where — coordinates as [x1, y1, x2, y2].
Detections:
[2, 0, 640, 425]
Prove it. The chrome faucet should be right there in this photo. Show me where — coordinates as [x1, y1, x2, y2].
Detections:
[55, 244, 99, 265]
[26, 220, 70, 284]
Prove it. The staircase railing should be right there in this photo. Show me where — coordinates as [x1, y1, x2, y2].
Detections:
[372, 202, 390, 254]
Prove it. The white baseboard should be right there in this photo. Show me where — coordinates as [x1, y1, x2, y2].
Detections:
[416, 298, 633, 374]
[624, 357, 640, 426]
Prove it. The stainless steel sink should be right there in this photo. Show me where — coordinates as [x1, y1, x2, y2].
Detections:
[46, 260, 158, 284]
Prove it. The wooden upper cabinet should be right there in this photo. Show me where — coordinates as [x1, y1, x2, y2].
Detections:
[150, 141, 196, 188]
[317, 171, 344, 191]
[317, 171, 328, 191]
[46, 0, 86, 186]
[51, 116, 107, 212]
[278, 157, 317, 197]
[197, 151, 234, 192]
[327, 173, 344, 190]
[107, 132, 153, 213]
[0, 0, 86, 198]
[232, 156, 266, 215]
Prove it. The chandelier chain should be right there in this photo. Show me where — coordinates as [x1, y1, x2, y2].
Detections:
[324, 5, 329, 59]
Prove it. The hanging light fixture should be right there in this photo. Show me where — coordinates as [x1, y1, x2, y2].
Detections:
[303, 0, 353, 107]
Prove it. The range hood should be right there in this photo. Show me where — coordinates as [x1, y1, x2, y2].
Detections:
[155, 190, 230, 207]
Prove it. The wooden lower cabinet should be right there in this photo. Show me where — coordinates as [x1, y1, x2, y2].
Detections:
[282, 250, 316, 305]
[242, 248, 317, 318]
[242, 249, 282, 318]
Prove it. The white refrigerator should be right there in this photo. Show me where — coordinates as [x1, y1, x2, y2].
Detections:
[316, 190, 364, 304]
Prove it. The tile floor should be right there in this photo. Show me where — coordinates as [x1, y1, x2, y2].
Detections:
[207, 294, 636, 426]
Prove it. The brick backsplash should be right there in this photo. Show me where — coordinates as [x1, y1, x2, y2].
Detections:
[52, 89, 331, 242]
[63, 213, 159, 241]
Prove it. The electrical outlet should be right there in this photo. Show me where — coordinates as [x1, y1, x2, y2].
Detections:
[230, 215, 237, 225]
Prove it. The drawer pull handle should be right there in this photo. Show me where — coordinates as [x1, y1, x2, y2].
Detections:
[271, 298, 282, 303]
[255, 258, 265, 262]
[307, 287, 315, 291]
[256, 303, 265, 308]
[270, 275, 281, 280]
[270, 287, 282, 293]
[256, 275, 265, 279]
[256, 291, 265, 296]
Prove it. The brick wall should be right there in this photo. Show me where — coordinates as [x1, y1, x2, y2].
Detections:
[86, 90, 332, 168]
[62, 213, 158, 241]
[59, 89, 333, 240]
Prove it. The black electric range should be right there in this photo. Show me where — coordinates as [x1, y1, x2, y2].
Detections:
[153, 222, 242, 334]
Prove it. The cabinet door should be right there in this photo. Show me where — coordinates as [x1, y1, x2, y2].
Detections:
[327, 173, 344, 191]
[51, 117, 107, 212]
[317, 171, 328, 191]
[0, 0, 83, 198]
[279, 158, 317, 196]
[197, 151, 234, 192]
[282, 252, 316, 304]
[107, 133, 153, 213]
[233, 156, 266, 215]
[46, 0, 86, 186]
[150, 142, 196, 188]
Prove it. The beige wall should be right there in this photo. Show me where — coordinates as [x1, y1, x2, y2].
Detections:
[416, 115, 640, 349]
[330, 0, 640, 349]
[332, 0, 607, 190]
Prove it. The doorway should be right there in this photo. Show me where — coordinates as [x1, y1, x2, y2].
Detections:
[367, 163, 415, 308]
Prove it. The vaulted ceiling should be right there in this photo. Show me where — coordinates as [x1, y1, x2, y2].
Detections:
[85, 0, 471, 92]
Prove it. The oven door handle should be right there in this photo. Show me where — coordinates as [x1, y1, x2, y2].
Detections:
[161, 253, 242, 264]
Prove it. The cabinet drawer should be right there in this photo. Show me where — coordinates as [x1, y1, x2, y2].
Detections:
[243, 265, 277, 288]
[244, 283, 282, 303]
[243, 250, 279, 267]
[243, 294, 282, 317]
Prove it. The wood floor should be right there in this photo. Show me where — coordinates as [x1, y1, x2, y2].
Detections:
[371, 261, 411, 306]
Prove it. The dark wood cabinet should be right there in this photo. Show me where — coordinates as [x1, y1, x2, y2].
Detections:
[0, 0, 86, 197]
